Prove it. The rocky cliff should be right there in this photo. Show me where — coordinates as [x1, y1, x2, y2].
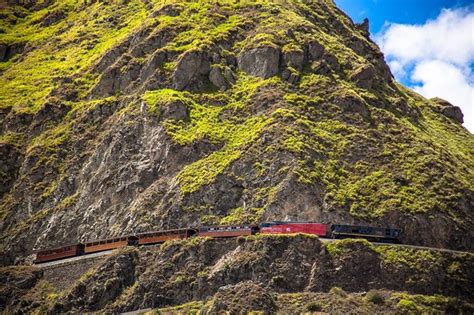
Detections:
[0, 0, 473, 290]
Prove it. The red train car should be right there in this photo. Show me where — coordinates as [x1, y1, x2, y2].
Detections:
[34, 243, 85, 263]
[137, 228, 196, 245]
[259, 221, 328, 237]
[84, 235, 138, 254]
[198, 225, 259, 238]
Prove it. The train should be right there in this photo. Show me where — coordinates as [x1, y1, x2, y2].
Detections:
[33, 222, 402, 263]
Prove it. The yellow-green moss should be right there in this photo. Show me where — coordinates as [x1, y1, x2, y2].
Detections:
[376, 246, 440, 272]
[325, 238, 374, 256]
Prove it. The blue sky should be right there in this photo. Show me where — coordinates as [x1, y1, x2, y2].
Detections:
[335, 0, 473, 34]
[335, 0, 474, 132]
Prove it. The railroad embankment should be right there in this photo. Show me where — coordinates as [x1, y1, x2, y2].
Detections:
[1, 235, 473, 313]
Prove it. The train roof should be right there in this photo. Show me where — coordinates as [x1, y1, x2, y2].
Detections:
[136, 228, 196, 235]
[84, 234, 137, 245]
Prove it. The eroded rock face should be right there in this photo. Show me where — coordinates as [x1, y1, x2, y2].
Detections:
[238, 47, 280, 79]
[356, 18, 370, 37]
[203, 281, 278, 314]
[52, 249, 138, 313]
[0, 143, 23, 197]
[334, 94, 370, 119]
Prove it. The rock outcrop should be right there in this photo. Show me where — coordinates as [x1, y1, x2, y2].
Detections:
[173, 50, 211, 91]
[431, 97, 464, 124]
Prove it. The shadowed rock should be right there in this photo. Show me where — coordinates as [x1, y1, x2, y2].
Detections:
[173, 50, 211, 90]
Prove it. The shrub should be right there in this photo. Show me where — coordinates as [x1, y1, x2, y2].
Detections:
[366, 291, 385, 305]
[329, 286, 347, 297]
[306, 302, 323, 312]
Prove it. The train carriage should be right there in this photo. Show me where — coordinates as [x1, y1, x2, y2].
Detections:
[84, 235, 138, 254]
[34, 243, 85, 263]
[198, 225, 259, 238]
[259, 221, 328, 237]
[137, 228, 197, 245]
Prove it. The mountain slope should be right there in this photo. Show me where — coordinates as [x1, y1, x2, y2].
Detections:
[0, 0, 473, 265]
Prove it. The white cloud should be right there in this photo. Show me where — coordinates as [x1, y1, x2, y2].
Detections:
[375, 8, 474, 132]
[412, 60, 474, 131]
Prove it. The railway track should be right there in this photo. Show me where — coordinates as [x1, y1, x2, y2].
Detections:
[35, 236, 472, 268]
[319, 238, 472, 254]
[36, 249, 115, 267]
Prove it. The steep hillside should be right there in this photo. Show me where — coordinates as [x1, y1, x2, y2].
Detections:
[0, 0, 473, 267]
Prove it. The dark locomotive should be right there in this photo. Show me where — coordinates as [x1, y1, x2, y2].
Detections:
[33, 222, 402, 263]
[330, 224, 402, 243]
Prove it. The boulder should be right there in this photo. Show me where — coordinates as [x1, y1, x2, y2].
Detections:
[209, 65, 236, 91]
[307, 40, 325, 61]
[442, 106, 464, 124]
[161, 99, 189, 121]
[237, 46, 280, 79]
[172, 50, 211, 90]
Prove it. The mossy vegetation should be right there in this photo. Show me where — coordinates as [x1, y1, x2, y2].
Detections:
[376, 246, 440, 272]
[393, 293, 454, 314]
[143, 88, 193, 116]
[325, 238, 374, 257]
[0, 0, 151, 113]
